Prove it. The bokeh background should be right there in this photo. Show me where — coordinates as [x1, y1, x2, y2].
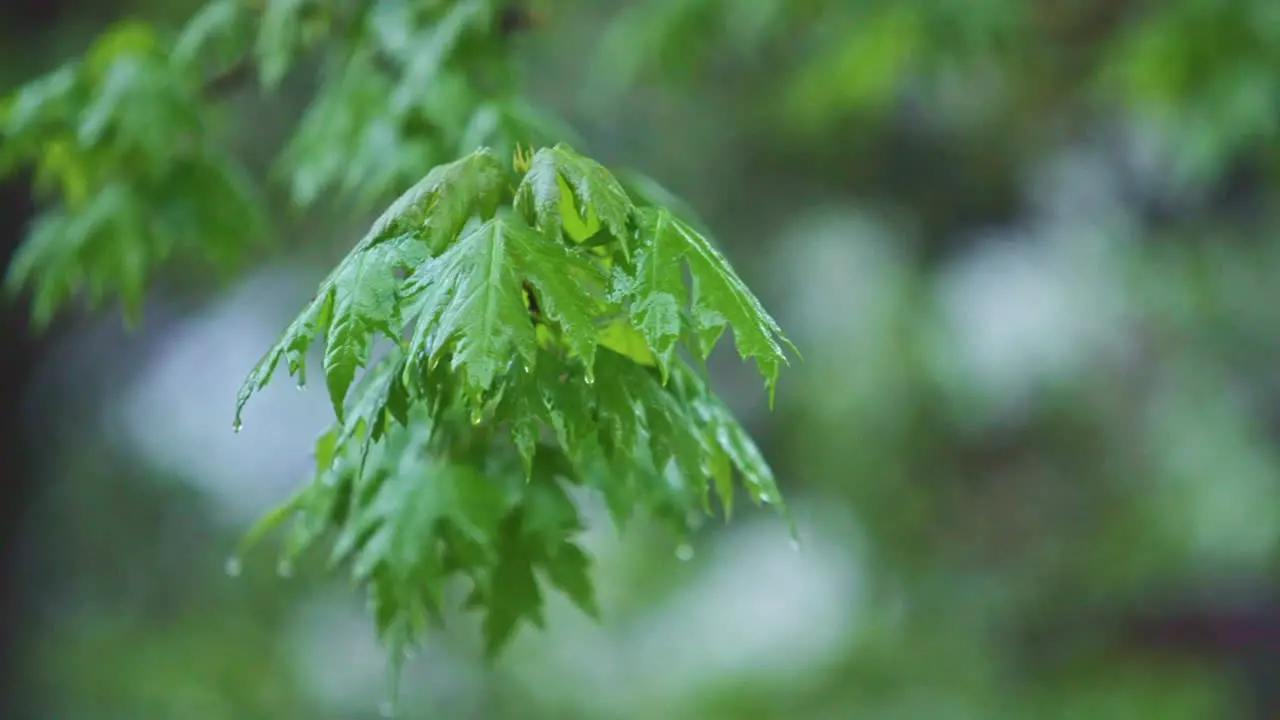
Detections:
[5, 0, 1280, 718]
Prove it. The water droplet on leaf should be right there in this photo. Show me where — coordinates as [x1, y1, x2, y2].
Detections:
[224, 557, 242, 577]
[233, 422, 243, 434]
[584, 374, 595, 385]
[675, 544, 694, 561]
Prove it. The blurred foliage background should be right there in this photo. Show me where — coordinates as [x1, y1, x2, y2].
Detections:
[5, 0, 1280, 718]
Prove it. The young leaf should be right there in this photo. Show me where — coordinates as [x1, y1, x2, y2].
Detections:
[515, 143, 634, 248]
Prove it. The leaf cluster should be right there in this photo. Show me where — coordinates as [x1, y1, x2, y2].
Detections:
[235, 143, 795, 662]
[271, 0, 574, 209]
[0, 21, 262, 325]
[0, 0, 570, 323]
[1, 1, 799, 698]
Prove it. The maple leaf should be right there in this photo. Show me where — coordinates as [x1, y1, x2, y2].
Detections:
[671, 360, 787, 517]
[235, 148, 506, 427]
[470, 455, 595, 656]
[402, 210, 607, 405]
[492, 352, 596, 476]
[515, 143, 634, 247]
[619, 207, 798, 398]
[349, 420, 515, 587]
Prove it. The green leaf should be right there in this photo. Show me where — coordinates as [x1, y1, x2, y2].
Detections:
[256, 0, 310, 88]
[228, 145, 794, 688]
[236, 233, 408, 424]
[478, 461, 591, 657]
[3, 21, 263, 328]
[0, 64, 81, 153]
[624, 207, 797, 400]
[493, 354, 594, 476]
[319, 236, 414, 419]
[173, 0, 253, 78]
[543, 540, 601, 618]
[281, 50, 437, 209]
[403, 212, 606, 404]
[235, 149, 506, 427]
[388, 0, 491, 117]
[460, 99, 586, 162]
[515, 143, 634, 250]
[481, 512, 545, 657]
[353, 427, 513, 585]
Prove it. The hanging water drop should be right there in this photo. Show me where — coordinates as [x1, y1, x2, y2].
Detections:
[378, 699, 398, 718]
[675, 544, 694, 561]
[789, 538, 802, 553]
[277, 559, 294, 578]
[296, 382, 306, 391]
[584, 373, 595, 385]
[224, 556, 242, 577]
[232, 421, 243, 434]
[471, 408, 484, 425]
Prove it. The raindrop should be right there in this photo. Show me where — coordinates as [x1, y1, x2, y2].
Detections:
[276, 559, 294, 578]
[296, 383, 306, 391]
[378, 700, 398, 718]
[675, 544, 694, 562]
[224, 557, 243, 577]
[584, 374, 595, 385]
[470, 408, 484, 425]
[789, 538, 802, 553]
[232, 422, 243, 434]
